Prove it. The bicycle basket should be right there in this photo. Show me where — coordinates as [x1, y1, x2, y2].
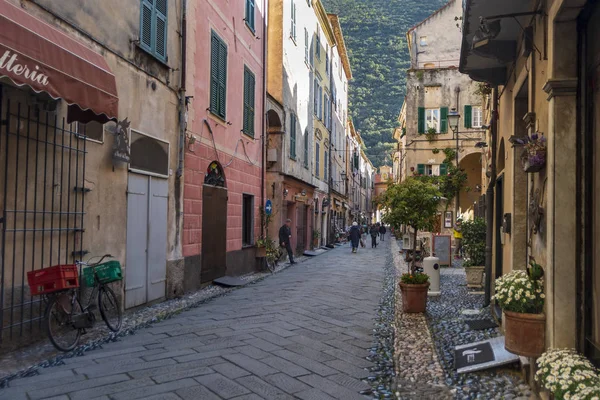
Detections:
[82, 261, 123, 286]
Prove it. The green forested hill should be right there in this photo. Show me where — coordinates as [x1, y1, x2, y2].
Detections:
[322, 0, 447, 167]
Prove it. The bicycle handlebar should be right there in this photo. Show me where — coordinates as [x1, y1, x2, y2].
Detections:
[76, 254, 114, 267]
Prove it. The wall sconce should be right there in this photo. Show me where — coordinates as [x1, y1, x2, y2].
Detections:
[301, 190, 306, 196]
[283, 188, 289, 198]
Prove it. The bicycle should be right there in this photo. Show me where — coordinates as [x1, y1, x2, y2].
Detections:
[42, 254, 123, 352]
[265, 245, 283, 273]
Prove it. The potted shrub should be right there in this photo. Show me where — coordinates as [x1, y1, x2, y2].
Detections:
[535, 348, 600, 399]
[425, 127, 438, 142]
[255, 237, 267, 258]
[493, 259, 546, 357]
[312, 230, 321, 248]
[461, 217, 486, 289]
[399, 272, 430, 313]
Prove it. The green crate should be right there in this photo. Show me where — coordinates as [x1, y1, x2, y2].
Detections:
[82, 261, 122, 286]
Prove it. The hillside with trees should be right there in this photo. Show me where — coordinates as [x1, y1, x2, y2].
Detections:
[322, 0, 448, 167]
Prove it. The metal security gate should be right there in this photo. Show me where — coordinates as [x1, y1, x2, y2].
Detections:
[125, 174, 168, 309]
[296, 204, 306, 254]
[0, 88, 87, 344]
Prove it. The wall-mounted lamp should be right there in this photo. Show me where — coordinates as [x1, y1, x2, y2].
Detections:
[283, 188, 289, 198]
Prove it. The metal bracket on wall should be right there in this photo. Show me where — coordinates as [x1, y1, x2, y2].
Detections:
[72, 250, 89, 257]
[73, 186, 92, 193]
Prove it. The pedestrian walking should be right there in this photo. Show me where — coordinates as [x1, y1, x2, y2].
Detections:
[370, 224, 379, 248]
[379, 224, 386, 241]
[349, 222, 361, 253]
[279, 219, 296, 264]
[453, 219, 463, 259]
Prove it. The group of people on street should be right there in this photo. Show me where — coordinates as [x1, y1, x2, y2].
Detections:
[348, 221, 386, 253]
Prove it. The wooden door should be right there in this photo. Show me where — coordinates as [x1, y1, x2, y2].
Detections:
[201, 185, 227, 283]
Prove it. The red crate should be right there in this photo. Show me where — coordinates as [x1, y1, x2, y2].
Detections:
[27, 265, 79, 296]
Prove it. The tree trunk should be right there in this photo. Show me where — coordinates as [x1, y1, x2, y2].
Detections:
[412, 226, 418, 273]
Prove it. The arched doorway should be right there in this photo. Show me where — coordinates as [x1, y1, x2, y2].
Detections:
[201, 161, 227, 283]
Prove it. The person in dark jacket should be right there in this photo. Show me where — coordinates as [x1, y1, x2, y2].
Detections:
[349, 222, 361, 253]
[279, 219, 296, 264]
[379, 224, 387, 241]
[370, 224, 379, 248]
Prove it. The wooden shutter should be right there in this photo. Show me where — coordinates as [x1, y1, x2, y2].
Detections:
[305, 29, 309, 61]
[314, 79, 319, 115]
[243, 68, 255, 136]
[440, 107, 448, 133]
[316, 142, 320, 177]
[290, 114, 296, 159]
[440, 163, 448, 176]
[417, 107, 425, 134]
[417, 164, 425, 175]
[217, 40, 227, 118]
[246, 0, 255, 31]
[304, 131, 309, 167]
[140, 0, 153, 52]
[464, 105, 472, 128]
[324, 151, 328, 180]
[291, 1, 296, 40]
[155, 0, 168, 61]
[210, 32, 219, 115]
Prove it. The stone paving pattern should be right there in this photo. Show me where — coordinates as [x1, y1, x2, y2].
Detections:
[0, 240, 389, 400]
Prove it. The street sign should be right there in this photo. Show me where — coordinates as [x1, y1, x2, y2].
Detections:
[265, 200, 273, 215]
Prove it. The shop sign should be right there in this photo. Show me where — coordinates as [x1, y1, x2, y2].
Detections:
[112, 118, 131, 163]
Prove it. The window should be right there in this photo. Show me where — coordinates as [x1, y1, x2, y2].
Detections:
[129, 129, 170, 177]
[324, 151, 328, 180]
[139, 0, 168, 62]
[420, 36, 428, 46]
[304, 129, 309, 168]
[323, 93, 329, 129]
[242, 67, 255, 136]
[417, 163, 447, 176]
[314, 78, 319, 116]
[304, 28, 309, 63]
[210, 31, 227, 119]
[472, 106, 483, 128]
[325, 47, 329, 76]
[316, 30, 321, 60]
[315, 142, 320, 177]
[418, 107, 448, 133]
[242, 194, 254, 246]
[290, 113, 297, 159]
[77, 121, 104, 143]
[290, 1, 297, 41]
[245, 0, 255, 32]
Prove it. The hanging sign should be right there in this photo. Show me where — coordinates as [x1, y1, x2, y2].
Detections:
[112, 118, 131, 163]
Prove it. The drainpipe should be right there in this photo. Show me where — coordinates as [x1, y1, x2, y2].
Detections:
[484, 88, 499, 307]
[260, 0, 267, 238]
[175, 0, 187, 250]
[455, 87, 461, 218]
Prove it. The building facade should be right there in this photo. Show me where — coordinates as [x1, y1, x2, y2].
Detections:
[460, 0, 600, 381]
[0, 0, 184, 345]
[398, 0, 484, 234]
[182, 0, 266, 289]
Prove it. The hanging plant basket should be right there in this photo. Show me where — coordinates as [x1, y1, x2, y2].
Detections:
[521, 150, 546, 173]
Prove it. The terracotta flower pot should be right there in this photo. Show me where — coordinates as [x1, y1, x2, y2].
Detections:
[465, 266, 485, 288]
[256, 246, 266, 258]
[399, 282, 430, 313]
[503, 310, 546, 357]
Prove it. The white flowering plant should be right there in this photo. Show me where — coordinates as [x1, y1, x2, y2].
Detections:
[535, 348, 600, 400]
[493, 270, 544, 314]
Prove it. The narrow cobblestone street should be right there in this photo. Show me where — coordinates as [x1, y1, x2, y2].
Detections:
[0, 240, 390, 400]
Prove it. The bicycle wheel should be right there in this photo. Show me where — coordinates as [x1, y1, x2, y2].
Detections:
[266, 256, 277, 273]
[98, 286, 122, 332]
[45, 292, 83, 352]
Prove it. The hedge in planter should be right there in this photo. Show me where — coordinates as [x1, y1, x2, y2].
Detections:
[462, 217, 486, 288]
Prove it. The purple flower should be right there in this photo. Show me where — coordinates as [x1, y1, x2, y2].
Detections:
[531, 133, 539, 141]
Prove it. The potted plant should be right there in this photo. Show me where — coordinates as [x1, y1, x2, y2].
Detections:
[425, 127, 438, 142]
[255, 237, 267, 258]
[535, 348, 600, 399]
[399, 272, 430, 313]
[513, 132, 547, 172]
[312, 230, 321, 248]
[493, 259, 546, 357]
[461, 217, 486, 288]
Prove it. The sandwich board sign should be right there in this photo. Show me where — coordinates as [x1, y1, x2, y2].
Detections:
[454, 336, 520, 374]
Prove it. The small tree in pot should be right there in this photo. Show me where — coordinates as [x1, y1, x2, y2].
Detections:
[461, 217, 486, 288]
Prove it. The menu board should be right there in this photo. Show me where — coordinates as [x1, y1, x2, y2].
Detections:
[432, 235, 451, 266]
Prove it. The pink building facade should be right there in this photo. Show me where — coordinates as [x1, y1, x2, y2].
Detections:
[182, 0, 265, 290]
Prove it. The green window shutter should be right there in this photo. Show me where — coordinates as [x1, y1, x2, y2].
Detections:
[464, 105, 472, 128]
[217, 40, 227, 118]
[440, 107, 448, 133]
[440, 163, 448, 176]
[417, 107, 425, 134]
[154, 0, 167, 62]
[140, 0, 153, 52]
[243, 67, 255, 136]
[290, 114, 296, 159]
[417, 164, 425, 175]
[246, 0, 255, 31]
[210, 32, 219, 115]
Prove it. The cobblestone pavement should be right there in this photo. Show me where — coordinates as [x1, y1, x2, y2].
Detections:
[0, 240, 389, 400]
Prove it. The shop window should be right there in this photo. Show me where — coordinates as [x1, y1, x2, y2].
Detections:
[77, 121, 104, 143]
[129, 129, 170, 177]
[139, 0, 168, 62]
[242, 194, 254, 246]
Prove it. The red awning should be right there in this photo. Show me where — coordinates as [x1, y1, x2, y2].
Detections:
[0, 0, 118, 123]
